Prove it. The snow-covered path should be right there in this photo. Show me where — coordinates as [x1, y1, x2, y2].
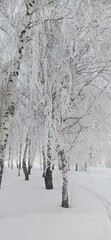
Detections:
[72, 168, 111, 218]
[0, 167, 111, 240]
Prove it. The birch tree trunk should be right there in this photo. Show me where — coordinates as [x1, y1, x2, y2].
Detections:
[42, 133, 53, 189]
[28, 138, 32, 175]
[42, 145, 46, 172]
[8, 144, 11, 168]
[0, 119, 3, 187]
[18, 142, 22, 177]
[57, 146, 69, 208]
[10, 144, 14, 169]
[47, 138, 52, 166]
[22, 135, 29, 181]
[0, 0, 35, 187]
[44, 138, 53, 189]
[61, 150, 69, 208]
[0, 112, 3, 187]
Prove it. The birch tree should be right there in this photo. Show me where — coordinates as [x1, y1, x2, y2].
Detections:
[0, 0, 35, 187]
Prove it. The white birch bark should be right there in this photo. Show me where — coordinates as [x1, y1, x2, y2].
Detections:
[42, 145, 47, 172]
[47, 134, 52, 166]
[57, 145, 69, 208]
[8, 145, 11, 167]
[0, 119, 3, 186]
[0, 0, 35, 186]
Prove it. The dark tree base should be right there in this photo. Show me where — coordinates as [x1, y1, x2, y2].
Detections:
[45, 177, 53, 189]
[23, 162, 29, 181]
[25, 174, 29, 181]
[11, 165, 13, 169]
[61, 199, 69, 208]
[0, 163, 3, 188]
[44, 166, 53, 190]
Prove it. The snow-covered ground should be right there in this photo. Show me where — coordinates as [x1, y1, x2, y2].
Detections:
[0, 167, 111, 240]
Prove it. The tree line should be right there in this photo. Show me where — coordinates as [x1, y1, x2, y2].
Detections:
[0, 0, 111, 207]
